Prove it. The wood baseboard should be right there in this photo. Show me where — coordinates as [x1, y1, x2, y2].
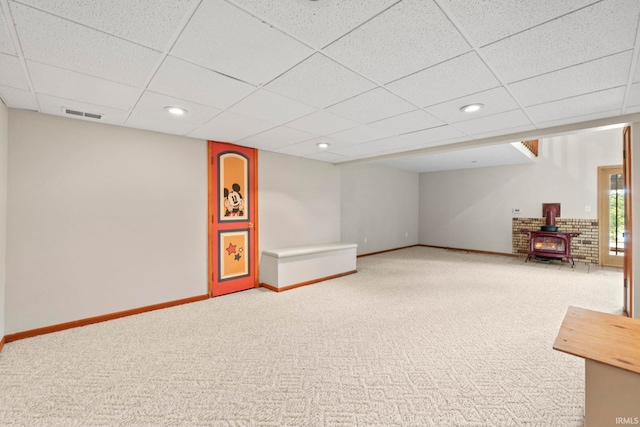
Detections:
[260, 270, 358, 292]
[357, 245, 420, 258]
[0, 336, 5, 353]
[419, 244, 513, 257]
[4, 294, 209, 344]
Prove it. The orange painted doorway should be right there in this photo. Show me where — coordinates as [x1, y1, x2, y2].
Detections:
[208, 141, 258, 297]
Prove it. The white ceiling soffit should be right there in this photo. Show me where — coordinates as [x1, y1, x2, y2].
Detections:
[0, 0, 639, 172]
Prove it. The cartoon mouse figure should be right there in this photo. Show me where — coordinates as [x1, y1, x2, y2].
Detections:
[224, 183, 245, 216]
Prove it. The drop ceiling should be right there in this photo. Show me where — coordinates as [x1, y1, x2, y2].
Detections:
[1, 0, 640, 172]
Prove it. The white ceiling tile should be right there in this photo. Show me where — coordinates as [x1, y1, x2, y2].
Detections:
[624, 105, 640, 115]
[285, 110, 360, 135]
[440, 0, 598, 47]
[37, 93, 129, 125]
[229, 89, 317, 124]
[148, 56, 255, 110]
[326, 87, 416, 124]
[11, 3, 161, 87]
[331, 136, 417, 158]
[265, 53, 375, 108]
[277, 136, 353, 157]
[481, 0, 640, 83]
[368, 109, 445, 135]
[635, 61, 640, 83]
[627, 83, 640, 107]
[426, 87, 520, 124]
[304, 151, 349, 163]
[386, 52, 500, 107]
[509, 51, 633, 107]
[0, 6, 15, 55]
[126, 91, 222, 136]
[170, 0, 313, 86]
[526, 86, 625, 124]
[0, 85, 36, 110]
[0, 52, 29, 89]
[227, 0, 398, 48]
[324, 0, 470, 83]
[535, 109, 622, 128]
[16, 0, 198, 50]
[236, 126, 317, 151]
[400, 125, 467, 146]
[329, 126, 392, 144]
[453, 109, 532, 136]
[187, 111, 276, 142]
[470, 124, 536, 140]
[27, 61, 141, 110]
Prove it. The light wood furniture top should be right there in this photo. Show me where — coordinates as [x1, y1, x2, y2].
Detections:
[553, 306, 640, 375]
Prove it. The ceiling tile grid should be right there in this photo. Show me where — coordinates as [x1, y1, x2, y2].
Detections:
[438, 0, 600, 47]
[385, 52, 500, 107]
[0, 0, 639, 170]
[11, 2, 162, 87]
[236, 126, 318, 151]
[399, 125, 467, 146]
[265, 53, 376, 109]
[187, 111, 277, 143]
[0, 5, 15, 55]
[148, 56, 256, 111]
[0, 85, 36, 110]
[324, 0, 470, 84]
[14, 0, 199, 50]
[285, 110, 360, 136]
[0, 51, 28, 90]
[368, 109, 445, 136]
[126, 91, 222, 136]
[228, 89, 317, 125]
[526, 86, 626, 125]
[453, 109, 532, 136]
[326, 87, 416, 124]
[426, 86, 520, 124]
[170, 0, 313, 86]
[227, 0, 399, 49]
[37, 93, 130, 126]
[328, 126, 393, 145]
[480, 0, 640, 84]
[27, 61, 141, 110]
[508, 51, 633, 107]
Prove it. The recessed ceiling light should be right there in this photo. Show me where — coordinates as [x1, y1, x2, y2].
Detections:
[460, 103, 484, 113]
[316, 142, 330, 149]
[164, 106, 187, 116]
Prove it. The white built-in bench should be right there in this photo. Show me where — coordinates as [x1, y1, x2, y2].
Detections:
[260, 243, 358, 292]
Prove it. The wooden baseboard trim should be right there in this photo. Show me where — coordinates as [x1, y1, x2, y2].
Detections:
[357, 245, 420, 258]
[419, 244, 513, 257]
[4, 294, 209, 344]
[0, 336, 5, 353]
[260, 270, 358, 292]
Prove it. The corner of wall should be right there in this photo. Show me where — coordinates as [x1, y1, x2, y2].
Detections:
[0, 102, 8, 346]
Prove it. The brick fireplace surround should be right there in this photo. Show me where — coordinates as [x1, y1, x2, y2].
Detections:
[512, 218, 599, 265]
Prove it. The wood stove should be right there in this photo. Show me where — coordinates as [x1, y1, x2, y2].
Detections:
[521, 203, 581, 267]
[523, 230, 581, 266]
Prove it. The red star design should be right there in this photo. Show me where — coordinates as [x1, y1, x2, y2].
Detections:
[225, 243, 237, 255]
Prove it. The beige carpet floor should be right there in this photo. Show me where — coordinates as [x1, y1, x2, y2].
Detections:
[0, 247, 623, 426]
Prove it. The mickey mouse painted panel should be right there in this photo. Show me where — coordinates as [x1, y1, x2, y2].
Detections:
[208, 141, 257, 297]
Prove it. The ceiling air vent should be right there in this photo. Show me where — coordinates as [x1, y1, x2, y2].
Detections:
[62, 107, 103, 120]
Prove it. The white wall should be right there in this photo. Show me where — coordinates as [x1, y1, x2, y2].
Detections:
[6, 110, 208, 334]
[258, 150, 340, 259]
[341, 163, 418, 255]
[419, 128, 623, 253]
[0, 101, 7, 340]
